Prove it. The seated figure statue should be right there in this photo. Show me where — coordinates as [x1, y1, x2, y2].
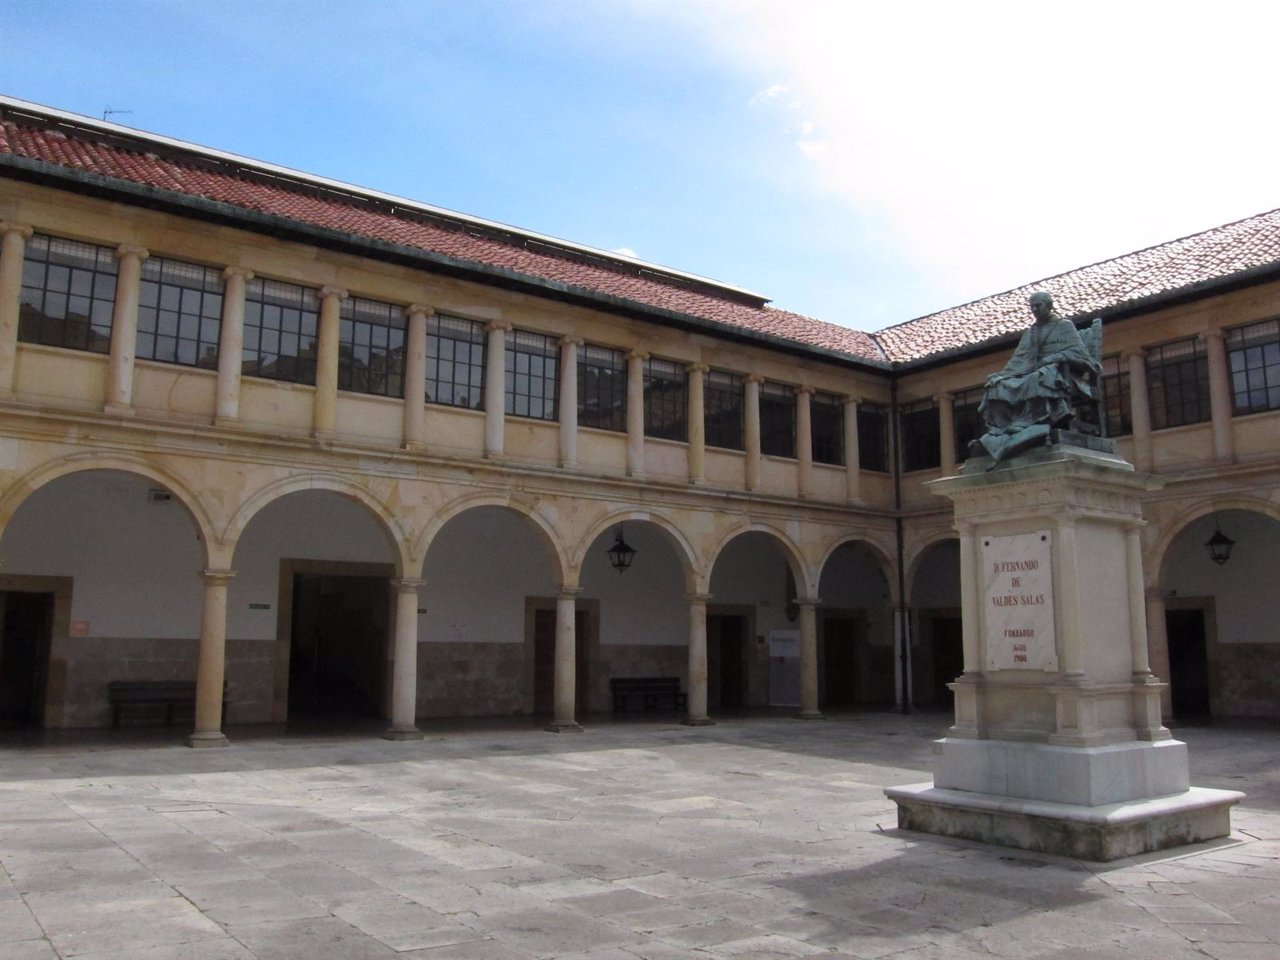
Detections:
[970, 291, 1100, 464]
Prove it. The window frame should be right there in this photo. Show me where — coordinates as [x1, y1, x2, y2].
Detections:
[759, 381, 797, 459]
[857, 402, 890, 473]
[426, 314, 486, 410]
[1100, 354, 1132, 436]
[241, 277, 319, 385]
[577, 343, 626, 432]
[899, 397, 941, 473]
[505, 328, 559, 422]
[19, 233, 118, 355]
[135, 255, 223, 370]
[951, 387, 985, 459]
[1146, 337, 1210, 430]
[337, 295, 405, 399]
[810, 391, 844, 466]
[704, 369, 745, 451]
[643, 357, 688, 442]
[1226, 319, 1280, 416]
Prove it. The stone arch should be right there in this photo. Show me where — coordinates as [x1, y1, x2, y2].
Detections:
[411, 490, 570, 587]
[905, 533, 962, 606]
[1149, 495, 1280, 587]
[819, 533, 898, 605]
[0, 452, 217, 566]
[708, 521, 813, 596]
[225, 473, 409, 575]
[571, 508, 701, 594]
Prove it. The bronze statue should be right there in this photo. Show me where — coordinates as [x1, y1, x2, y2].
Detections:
[970, 291, 1101, 464]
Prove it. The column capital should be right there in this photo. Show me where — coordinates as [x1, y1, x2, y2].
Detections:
[405, 303, 435, 319]
[1199, 328, 1226, 344]
[562, 336, 584, 348]
[487, 320, 512, 333]
[687, 362, 709, 374]
[202, 568, 235, 584]
[797, 384, 815, 396]
[744, 373, 765, 385]
[392, 578, 426, 593]
[319, 285, 348, 301]
[937, 390, 954, 404]
[114, 243, 149, 262]
[627, 348, 649, 361]
[557, 586, 583, 600]
[1124, 347, 1147, 362]
[687, 592, 713, 604]
[843, 393, 861, 407]
[222, 265, 254, 281]
[0, 221, 33, 240]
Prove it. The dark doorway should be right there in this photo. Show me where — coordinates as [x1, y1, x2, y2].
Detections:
[533, 609, 589, 717]
[0, 592, 53, 727]
[822, 616, 860, 708]
[1167, 608, 1211, 719]
[708, 614, 747, 709]
[289, 574, 388, 719]
[931, 616, 964, 709]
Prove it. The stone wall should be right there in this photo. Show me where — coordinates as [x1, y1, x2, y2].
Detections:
[1211, 643, 1280, 718]
[416, 641, 526, 718]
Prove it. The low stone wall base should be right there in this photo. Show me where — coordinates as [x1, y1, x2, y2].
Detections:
[885, 783, 1244, 861]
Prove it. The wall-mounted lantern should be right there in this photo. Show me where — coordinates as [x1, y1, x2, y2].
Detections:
[607, 525, 637, 573]
[1205, 518, 1235, 566]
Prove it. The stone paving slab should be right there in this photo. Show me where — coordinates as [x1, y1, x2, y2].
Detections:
[0, 713, 1277, 959]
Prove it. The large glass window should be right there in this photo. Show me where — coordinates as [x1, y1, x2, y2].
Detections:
[857, 402, 889, 472]
[811, 391, 844, 466]
[137, 256, 222, 369]
[951, 387, 985, 458]
[1227, 319, 1280, 415]
[760, 381, 796, 458]
[578, 344, 626, 431]
[704, 369, 744, 450]
[644, 357, 687, 441]
[19, 234, 117, 354]
[1100, 354, 1132, 436]
[338, 296, 404, 398]
[427, 314, 485, 409]
[900, 398, 940, 472]
[505, 329, 558, 421]
[242, 278, 318, 384]
[1146, 337, 1209, 429]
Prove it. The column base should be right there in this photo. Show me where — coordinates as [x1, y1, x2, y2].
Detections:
[681, 716, 716, 727]
[187, 731, 230, 749]
[544, 721, 584, 733]
[794, 710, 825, 721]
[103, 401, 135, 417]
[382, 727, 424, 741]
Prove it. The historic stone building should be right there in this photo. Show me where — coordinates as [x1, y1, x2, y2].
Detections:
[0, 96, 1275, 743]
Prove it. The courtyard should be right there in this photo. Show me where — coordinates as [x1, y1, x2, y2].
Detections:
[0, 713, 1277, 960]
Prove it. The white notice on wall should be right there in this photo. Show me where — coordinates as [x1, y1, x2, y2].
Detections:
[981, 531, 1057, 671]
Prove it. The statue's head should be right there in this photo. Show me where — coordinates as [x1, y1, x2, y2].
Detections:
[1029, 291, 1055, 322]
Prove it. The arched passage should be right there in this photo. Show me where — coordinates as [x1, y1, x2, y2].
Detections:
[1156, 507, 1280, 721]
[418, 505, 562, 720]
[817, 539, 896, 711]
[907, 538, 962, 711]
[708, 528, 812, 714]
[231, 487, 403, 724]
[0, 468, 207, 729]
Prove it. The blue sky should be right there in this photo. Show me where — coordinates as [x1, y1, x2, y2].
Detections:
[2, 1, 1278, 331]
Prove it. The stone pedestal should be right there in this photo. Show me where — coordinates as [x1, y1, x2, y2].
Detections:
[885, 445, 1242, 860]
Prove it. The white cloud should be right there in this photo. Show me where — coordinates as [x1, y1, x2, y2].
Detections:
[652, 0, 1280, 317]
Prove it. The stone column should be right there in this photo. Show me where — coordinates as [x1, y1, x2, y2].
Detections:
[1126, 349, 1153, 471]
[796, 597, 823, 719]
[1054, 518, 1085, 678]
[484, 322, 509, 458]
[104, 244, 148, 414]
[385, 578, 425, 740]
[937, 391, 956, 476]
[844, 396, 861, 503]
[683, 593, 714, 726]
[1145, 588, 1173, 719]
[312, 286, 347, 437]
[1126, 528, 1167, 740]
[189, 569, 233, 748]
[744, 374, 762, 491]
[796, 386, 813, 499]
[1201, 329, 1235, 463]
[0, 222, 33, 400]
[559, 337, 581, 468]
[687, 363, 707, 484]
[547, 589, 583, 732]
[626, 350, 647, 477]
[402, 304, 430, 450]
[215, 267, 252, 424]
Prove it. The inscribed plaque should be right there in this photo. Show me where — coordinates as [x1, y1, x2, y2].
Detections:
[981, 531, 1057, 671]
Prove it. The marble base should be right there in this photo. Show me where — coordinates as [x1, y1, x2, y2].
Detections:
[382, 727, 425, 741]
[885, 782, 1243, 861]
[187, 731, 229, 749]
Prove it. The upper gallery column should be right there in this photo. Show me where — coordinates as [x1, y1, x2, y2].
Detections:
[1201, 329, 1235, 463]
[626, 349, 647, 477]
[937, 391, 956, 475]
[744, 374, 762, 491]
[843, 395, 861, 503]
[687, 362, 707, 484]
[312, 285, 348, 438]
[559, 337, 581, 468]
[1125, 349, 1154, 471]
[0, 221, 33, 399]
[484, 321, 510, 458]
[401, 304, 431, 450]
[104, 244, 149, 414]
[796, 386, 814, 498]
[215, 267, 253, 424]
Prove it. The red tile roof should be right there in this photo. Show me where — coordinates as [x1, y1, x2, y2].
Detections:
[3, 100, 1279, 368]
[877, 208, 1280, 362]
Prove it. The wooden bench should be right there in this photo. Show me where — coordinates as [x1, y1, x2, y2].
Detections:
[609, 677, 687, 713]
[107, 681, 225, 728]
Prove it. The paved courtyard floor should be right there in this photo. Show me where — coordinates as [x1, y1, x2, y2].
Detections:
[1, 712, 1277, 960]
